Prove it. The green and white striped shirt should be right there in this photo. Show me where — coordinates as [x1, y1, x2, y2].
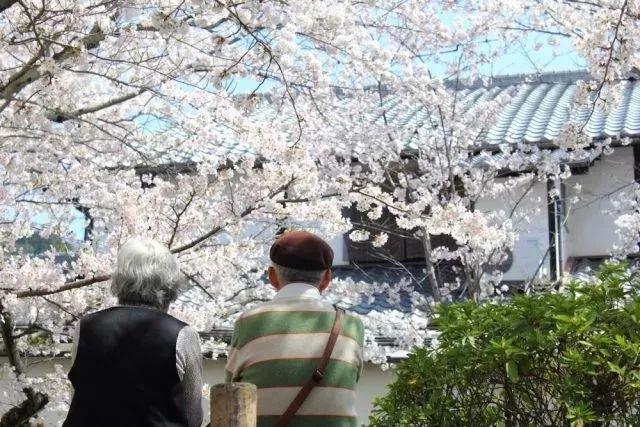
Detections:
[225, 283, 365, 427]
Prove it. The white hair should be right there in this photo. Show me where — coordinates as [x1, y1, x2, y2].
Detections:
[111, 237, 183, 311]
[272, 263, 325, 287]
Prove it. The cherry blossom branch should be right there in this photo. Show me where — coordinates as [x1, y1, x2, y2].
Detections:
[167, 190, 197, 248]
[216, 0, 303, 146]
[182, 271, 217, 301]
[169, 182, 294, 253]
[42, 296, 80, 320]
[509, 176, 538, 219]
[579, 0, 629, 132]
[16, 274, 111, 298]
[16, 178, 296, 299]
[48, 88, 149, 123]
[498, 25, 572, 38]
[0, 23, 105, 100]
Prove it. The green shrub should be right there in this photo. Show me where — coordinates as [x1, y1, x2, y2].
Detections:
[369, 263, 640, 426]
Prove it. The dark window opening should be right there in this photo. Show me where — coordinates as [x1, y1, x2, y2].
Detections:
[345, 205, 457, 265]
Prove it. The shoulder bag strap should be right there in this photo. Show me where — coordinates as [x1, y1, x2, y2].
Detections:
[276, 306, 345, 427]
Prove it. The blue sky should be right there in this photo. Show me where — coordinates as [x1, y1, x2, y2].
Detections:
[229, 29, 585, 95]
[471, 35, 585, 76]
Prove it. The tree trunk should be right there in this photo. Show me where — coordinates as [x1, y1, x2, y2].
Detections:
[0, 308, 24, 374]
[0, 307, 49, 425]
[0, 388, 49, 427]
[465, 264, 482, 302]
[419, 229, 442, 302]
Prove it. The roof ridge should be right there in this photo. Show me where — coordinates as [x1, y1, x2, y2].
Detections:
[450, 69, 593, 89]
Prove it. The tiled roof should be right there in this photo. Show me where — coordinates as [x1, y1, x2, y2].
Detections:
[378, 70, 640, 146]
[469, 144, 602, 169]
[332, 264, 425, 315]
[135, 70, 640, 166]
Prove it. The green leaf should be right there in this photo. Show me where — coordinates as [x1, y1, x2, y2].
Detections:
[554, 314, 575, 323]
[369, 261, 640, 427]
[607, 361, 626, 376]
[506, 360, 519, 382]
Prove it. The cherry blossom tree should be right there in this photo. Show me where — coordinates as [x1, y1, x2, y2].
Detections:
[0, 0, 637, 423]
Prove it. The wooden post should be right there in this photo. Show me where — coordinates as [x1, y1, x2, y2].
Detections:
[210, 383, 257, 427]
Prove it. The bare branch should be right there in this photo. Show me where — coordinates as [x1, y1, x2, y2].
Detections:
[16, 274, 111, 298]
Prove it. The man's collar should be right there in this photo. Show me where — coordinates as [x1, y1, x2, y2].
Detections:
[274, 282, 322, 300]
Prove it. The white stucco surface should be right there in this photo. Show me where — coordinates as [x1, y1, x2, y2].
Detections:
[472, 147, 637, 281]
[476, 179, 551, 282]
[564, 146, 635, 258]
[329, 234, 349, 266]
[2, 357, 394, 426]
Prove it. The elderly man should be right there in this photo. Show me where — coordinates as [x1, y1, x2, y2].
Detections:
[64, 237, 203, 427]
[226, 231, 365, 427]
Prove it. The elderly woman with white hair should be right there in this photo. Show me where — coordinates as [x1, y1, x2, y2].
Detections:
[64, 237, 203, 427]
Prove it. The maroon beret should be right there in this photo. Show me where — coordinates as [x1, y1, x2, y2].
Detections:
[270, 231, 334, 271]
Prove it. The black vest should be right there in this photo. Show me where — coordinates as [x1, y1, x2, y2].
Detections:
[64, 306, 190, 427]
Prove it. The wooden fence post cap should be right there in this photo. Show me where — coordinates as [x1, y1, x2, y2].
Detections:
[210, 382, 257, 427]
[211, 383, 257, 391]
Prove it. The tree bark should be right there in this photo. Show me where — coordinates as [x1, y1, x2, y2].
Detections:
[1, 24, 104, 100]
[0, 308, 24, 374]
[420, 229, 442, 302]
[0, 388, 49, 427]
[0, 308, 49, 425]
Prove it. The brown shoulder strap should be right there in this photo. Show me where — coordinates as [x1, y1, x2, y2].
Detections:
[276, 307, 345, 427]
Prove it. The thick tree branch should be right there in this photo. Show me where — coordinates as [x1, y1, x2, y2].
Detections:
[0, 388, 48, 427]
[0, 303, 50, 424]
[1, 23, 104, 100]
[47, 88, 148, 123]
[16, 274, 111, 298]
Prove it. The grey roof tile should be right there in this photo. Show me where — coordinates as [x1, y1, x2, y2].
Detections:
[134, 70, 640, 168]
[428, 71, 640, 146]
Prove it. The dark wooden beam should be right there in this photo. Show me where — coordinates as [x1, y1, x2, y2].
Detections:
[633, 145, 640, 182]
[547, 178, 559, 282]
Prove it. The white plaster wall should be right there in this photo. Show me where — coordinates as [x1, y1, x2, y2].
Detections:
[564, 146, 635, 257]
[476, 180, 550, 282]
[2, 357, 393, 426]
[329, 234, 349, 266]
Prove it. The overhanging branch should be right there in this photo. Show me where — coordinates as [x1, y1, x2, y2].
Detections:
[16, 178, 295, 298]
[47, 88, 148, 123]
[16, 274, 111, 298]
[1, 24, 105, 100]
